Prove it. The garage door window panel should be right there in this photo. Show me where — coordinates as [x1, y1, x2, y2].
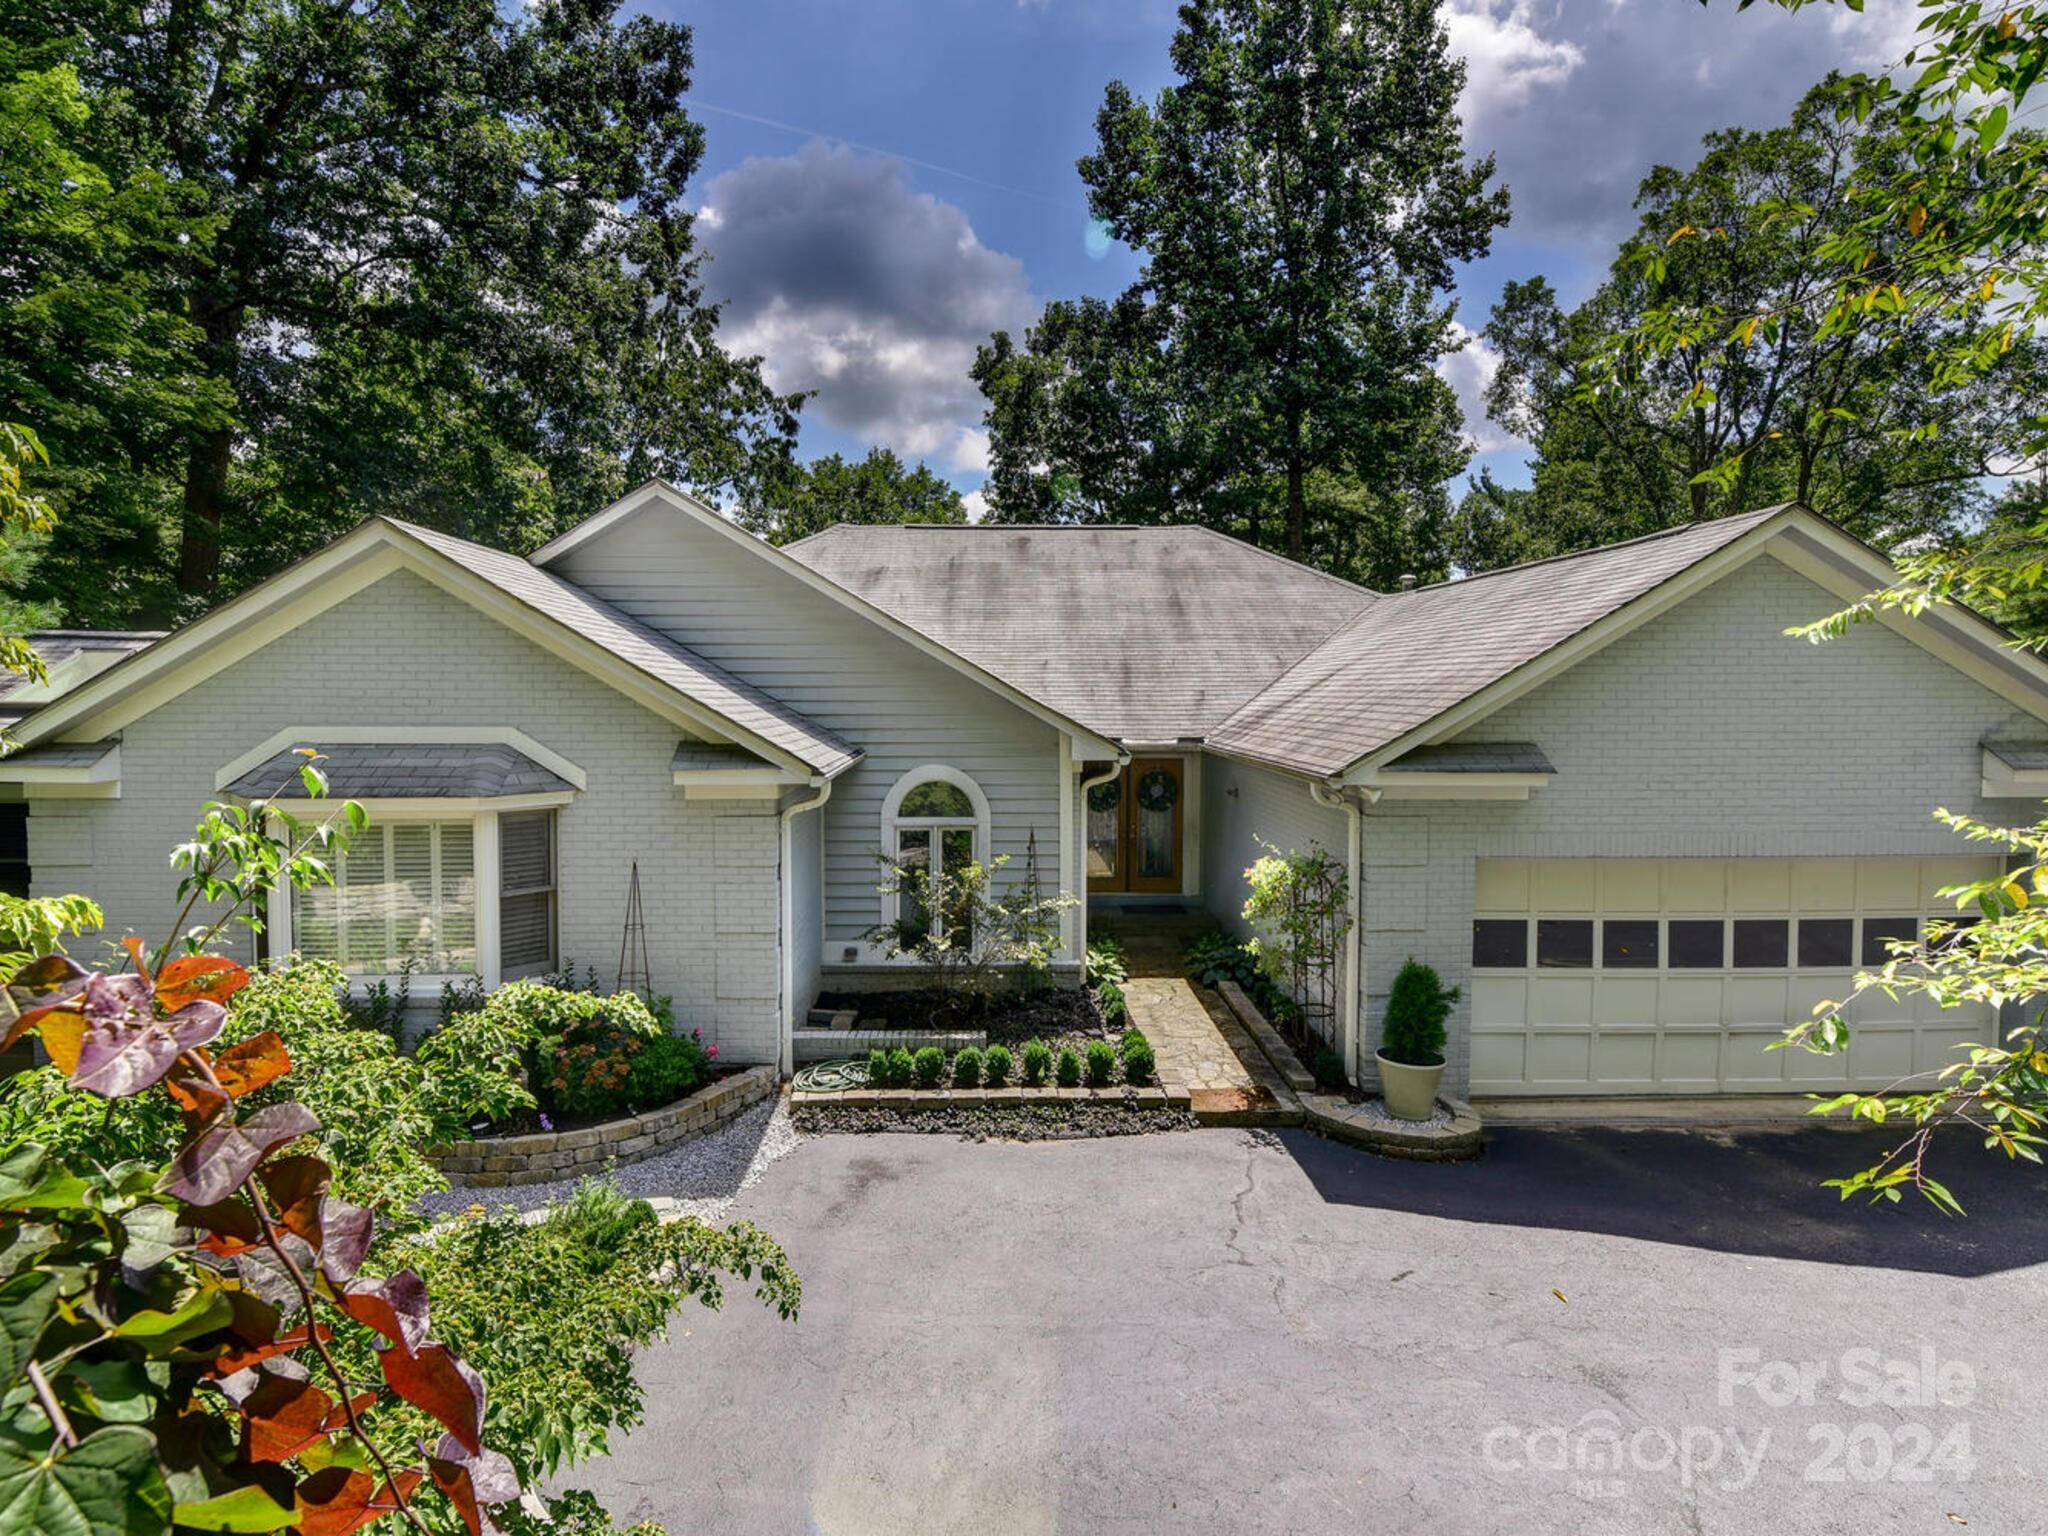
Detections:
[1537, 919, 1593, 968]
[1601, 920, 1659, 968]
[1668, 920, 1726, 969]
[1472, 919, 1528, 968]
[1861, 917, 1918, 966]
[1732, 919, 1789, 969]
[1797, 918, 1854, 969]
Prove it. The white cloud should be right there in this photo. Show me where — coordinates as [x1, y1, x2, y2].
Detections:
[1438, 321, 1522, 456]
[1444, 0, 1585, 114]
[698, 142, 1036, 468]
[961, 488, 991, 523]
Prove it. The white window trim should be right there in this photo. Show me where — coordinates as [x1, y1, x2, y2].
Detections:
[877, 765, 993, 942]
[268, 806, 506, 992]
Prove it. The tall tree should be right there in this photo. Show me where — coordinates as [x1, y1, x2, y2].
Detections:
[739, 448, 966, 545]
[976, 0, 1506, 575]
[1461, 85, 2033, 572]
[2, 0, 800, 621]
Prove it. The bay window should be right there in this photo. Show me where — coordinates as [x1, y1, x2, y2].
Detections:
[295, 820, 478, 975]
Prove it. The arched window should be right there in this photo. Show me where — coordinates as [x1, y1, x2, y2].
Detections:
[880, 766, 992, 940]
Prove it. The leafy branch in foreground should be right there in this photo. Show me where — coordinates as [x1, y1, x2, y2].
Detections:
[1779, 807, 2048, 1212]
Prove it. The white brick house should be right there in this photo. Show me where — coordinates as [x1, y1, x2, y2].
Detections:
[9, 484, 2047, 1096]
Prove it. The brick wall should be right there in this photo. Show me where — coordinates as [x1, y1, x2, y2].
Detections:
[27, 570, 787, 1065]
[1361, 552, 2044, 1095]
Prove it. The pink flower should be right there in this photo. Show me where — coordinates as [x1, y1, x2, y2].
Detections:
[705, 1043, 720, 1060]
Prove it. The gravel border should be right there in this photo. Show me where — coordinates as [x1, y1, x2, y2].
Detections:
[792, 1101, 1199, 1142]
[416, 1094, 803, 1223]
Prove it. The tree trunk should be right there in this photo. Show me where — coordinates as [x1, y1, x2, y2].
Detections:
[178, 427, 231, 597]
[1285, 411, 1307, 561]
[177, 305, 242, 599]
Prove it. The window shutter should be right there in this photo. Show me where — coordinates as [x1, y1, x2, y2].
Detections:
[499, 811, 555, 973]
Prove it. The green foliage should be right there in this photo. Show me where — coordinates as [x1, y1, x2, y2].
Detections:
[1121, 1036, 1155, 1086]
[1460, 86, 2021, 573]
[983, 1044, 1013, 1087]
[951, 1047, 983, 1088]
[1775, 806, 2048, 1212]
[494, 1489, 668, 1536]
[1379, 959, 1457, 1068]
[912, 1046, 945, 1089]
[866, 1048, 890, 1089]
[1084, 1041, 1116, 1088]
[865, 850, 1077, 1022]
[1055, 1046, 1082, 1088]
[973, 0, 1504, 581]
[627, 1032, 708, 1109]
[393, 1180, 799, 1483]
[528, 994, 664, 1122]
[0, 1062, 181, 1164]
[741, 447, 966, 544]
[1242, 842, 1352, 1002]
[1184, 932, 1261, 990]
[0, 890, 101, 982]
[4, 0, 802, 622]
[1084, 938, 1127, 989]
[1096, 980, 1128, 1029]
[886, 1048, 916, 1089]
[1313, 1047, 1349, 1091]
[1021, 1039, 1053, 1087]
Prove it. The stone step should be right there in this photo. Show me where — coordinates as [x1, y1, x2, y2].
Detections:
[1215, 980, 1319, 1094]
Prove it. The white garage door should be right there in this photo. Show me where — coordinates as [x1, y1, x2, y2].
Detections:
[1468, 857, 2001, 1096]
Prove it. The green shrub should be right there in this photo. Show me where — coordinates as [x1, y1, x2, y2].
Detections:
[951, 1047, 983, 1087]
[1184, 932, 1259, 989]
[1021, 1039, 1053, 1086]
[627, 1030, 708, 1108]
[500, 984, 666, 1121]
[1120, 1027, 1148, 1054]
[913, 1045, 945, 1088]
[1122, 1038, 1156, 1085]
[1313, 1047, 1348, 1090]
[1055, 1046, 1082, 1087]
[1096, 979, 1128, 1028]
[1085, 936, 1127, 988]
[983, 1044, 1014, 1086]
[866, 1048, 891, 1088]
[1380, 958, 1459, 1067]
[1084, 1040, 1116, 1086]
[887, 1047, 916, 1088]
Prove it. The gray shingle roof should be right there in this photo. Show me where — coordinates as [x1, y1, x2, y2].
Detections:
[1208, 508, 1788, 776]
[1982, 739, 2048, 770]
[0, 632, 164, 718]
[225, 742, 573, 799]
[0, 740, 118, 770]
[388, 520, 860, 778]
[1382, 741, 1554, 774]
[671, 740, 781, 773]
[783, 525, 1376, 742]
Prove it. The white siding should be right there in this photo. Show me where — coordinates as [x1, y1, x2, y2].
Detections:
[786, 793, 823, 1020]
[28, 570, 786, 1064]
[548, 508, 1065, 948]
[1361, 552, 2046, 1095]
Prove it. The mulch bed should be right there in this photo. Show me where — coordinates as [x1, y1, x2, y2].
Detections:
[791, 1099, 1198, 1142]
[814, 987, 1111, 1044]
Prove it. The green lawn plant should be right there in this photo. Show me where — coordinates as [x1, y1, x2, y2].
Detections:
[1085, 1041, 1117, 1087]
[1380, 959, 1457, 1067]
[983, 1045, 1013, 1087]
[1021, 1040, 1053, 1087]
[1055, 1047, 1083, 1088]
[951, 1047, 983, 1088]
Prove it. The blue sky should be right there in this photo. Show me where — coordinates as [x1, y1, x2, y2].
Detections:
[663, 0, 1922, 510]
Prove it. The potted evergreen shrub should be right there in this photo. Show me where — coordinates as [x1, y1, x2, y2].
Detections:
[1376, 958, 1459, 1120]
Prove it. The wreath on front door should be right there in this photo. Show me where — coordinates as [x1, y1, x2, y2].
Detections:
[1087, 781, 1120, 815]
[1136, 768, 1179, 813]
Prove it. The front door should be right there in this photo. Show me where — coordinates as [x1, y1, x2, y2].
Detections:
[1087, 758, 1184, 893]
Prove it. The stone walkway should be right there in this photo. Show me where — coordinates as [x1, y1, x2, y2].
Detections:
[1096, 911, 1302, 1126]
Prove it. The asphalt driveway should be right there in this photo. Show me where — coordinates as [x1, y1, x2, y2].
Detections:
[569, 1123, 2047, 1535]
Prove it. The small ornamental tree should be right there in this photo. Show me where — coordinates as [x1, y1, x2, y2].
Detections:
[1242, 841, 1353, 1055]
[866, 850, 1076, 1020]
[1777, 817, 2048, 1213]
[1379, 959, 1457, 1068]
[0, 760, 519, 1536]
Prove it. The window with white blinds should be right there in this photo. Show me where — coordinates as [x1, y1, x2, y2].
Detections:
[499, 810, 557, 975]
[296, 821, 478, 974]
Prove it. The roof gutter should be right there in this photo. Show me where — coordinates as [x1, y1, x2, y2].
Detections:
[1075, 750, 1131, 963]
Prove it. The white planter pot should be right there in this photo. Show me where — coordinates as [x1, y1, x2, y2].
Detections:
[1376, 1051, 1446, 1121]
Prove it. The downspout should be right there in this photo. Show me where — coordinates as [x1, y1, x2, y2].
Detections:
[1075, 751, 1131, 965]
[1310, 779, 1379, 1084]
[778, 777, 833, 1080]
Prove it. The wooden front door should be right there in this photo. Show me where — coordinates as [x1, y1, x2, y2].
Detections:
[1087, 758, 1184, 894]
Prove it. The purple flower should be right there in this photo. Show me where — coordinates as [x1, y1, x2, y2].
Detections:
[538, 1112, 553, 1131]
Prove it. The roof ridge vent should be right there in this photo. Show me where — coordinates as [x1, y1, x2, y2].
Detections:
[1398, 573, 1418, 592]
